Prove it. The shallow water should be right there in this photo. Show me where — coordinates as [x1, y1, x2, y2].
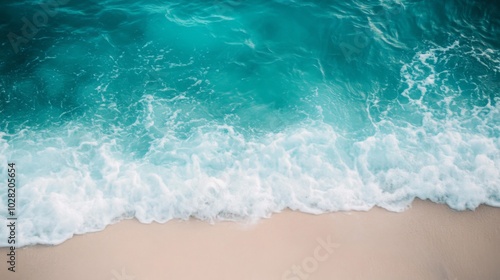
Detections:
[0, 0, 499, 246]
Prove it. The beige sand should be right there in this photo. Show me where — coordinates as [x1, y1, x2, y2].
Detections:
[1, 199, 500, 280]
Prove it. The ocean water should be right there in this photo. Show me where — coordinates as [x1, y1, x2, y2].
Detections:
[0, 0, 499, 246]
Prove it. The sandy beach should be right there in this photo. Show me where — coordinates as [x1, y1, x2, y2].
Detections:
[2, 0, 499, 279]
[1, 199, 500, 280]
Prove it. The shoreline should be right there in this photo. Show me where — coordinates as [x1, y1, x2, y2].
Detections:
[1, 199, 500, 280]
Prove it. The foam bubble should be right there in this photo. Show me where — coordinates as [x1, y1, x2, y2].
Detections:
[0, 108, 499, 247]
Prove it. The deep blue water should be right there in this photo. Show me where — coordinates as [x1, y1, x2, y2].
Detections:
[0, 0, 499, 246]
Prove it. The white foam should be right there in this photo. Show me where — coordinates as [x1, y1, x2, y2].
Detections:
[0, 104, 499, 247]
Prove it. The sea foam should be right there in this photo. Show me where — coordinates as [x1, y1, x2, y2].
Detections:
[0, 105, 499, 246]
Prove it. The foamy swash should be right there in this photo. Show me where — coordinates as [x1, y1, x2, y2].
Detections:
[0, 0, 499, 246]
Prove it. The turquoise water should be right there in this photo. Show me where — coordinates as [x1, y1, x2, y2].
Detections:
[1, 0, 499, 246]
